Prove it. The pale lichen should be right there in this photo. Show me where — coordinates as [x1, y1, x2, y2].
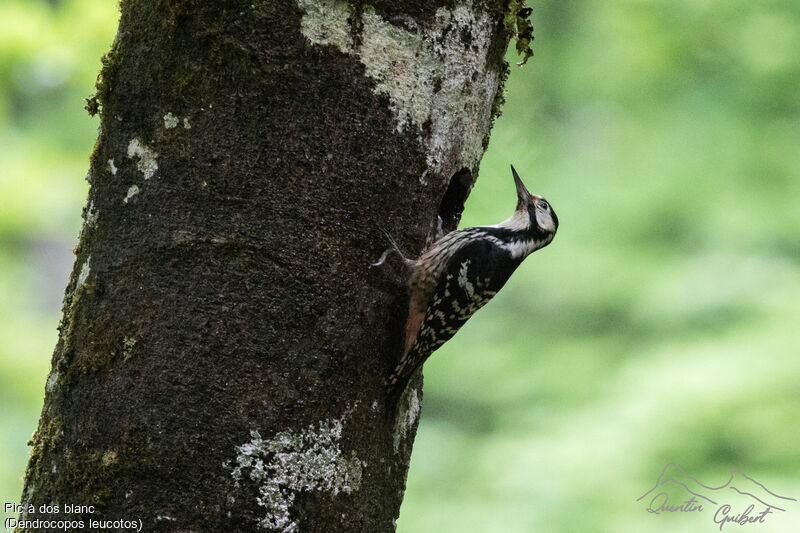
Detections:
[101, 449, 118, 467]
[228, 418, 362, 532]
[163, 112, 179, 129]
[126, 138, 158, 180]
[183, 117, 191, 129]
[122, 337, 136, 361]
[393, 388, 420, 452]
[123, 185, 140, 204]
[108, 159, 118, 175]
[77, 255, 91, 287]
[20, 483, 35, 516]
[297, 1, 501, 176]
[45, 370, 60, 394]
[296, 0, 353, 52]
[85, 201, 98, 227]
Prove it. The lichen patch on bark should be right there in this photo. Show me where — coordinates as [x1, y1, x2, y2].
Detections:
[297, 0, 501, 177]
[122, 337, 136, 360]
[85, 201, 98, 227]
[45, 370, 60, 394]
[126, 138, 158, 180]
[296, 0, 354, 52]
[123, 185, 140, 204]
[76, 255, 91, 287]
[228, 418, 363, 532]
[101, 449, 118, 467]
[393, 388, 420, 453]
[163, 112, 179, 129]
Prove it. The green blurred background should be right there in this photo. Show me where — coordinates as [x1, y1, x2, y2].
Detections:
[1, 1, 798, 531]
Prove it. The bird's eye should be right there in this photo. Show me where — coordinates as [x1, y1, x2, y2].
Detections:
[537, 200, 549, 210]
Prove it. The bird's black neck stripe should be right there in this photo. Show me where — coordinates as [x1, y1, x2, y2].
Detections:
[475, 225, 550, 243]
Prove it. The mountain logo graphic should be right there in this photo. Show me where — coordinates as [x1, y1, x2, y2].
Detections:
[637, 462, 796, 529]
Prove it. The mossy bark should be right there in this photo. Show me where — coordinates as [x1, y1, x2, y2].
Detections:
[19, 1, 514, 531]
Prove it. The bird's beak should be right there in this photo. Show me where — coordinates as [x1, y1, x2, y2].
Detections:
[511, 165, 531, 209]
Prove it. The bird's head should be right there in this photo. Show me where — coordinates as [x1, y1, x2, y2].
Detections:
[510, 165, 559, 240]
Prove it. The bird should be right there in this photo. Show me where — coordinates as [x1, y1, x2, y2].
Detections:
[373, 165, 559, 412]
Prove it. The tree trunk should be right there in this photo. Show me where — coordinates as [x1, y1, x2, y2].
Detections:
[18, 1, 515, 531]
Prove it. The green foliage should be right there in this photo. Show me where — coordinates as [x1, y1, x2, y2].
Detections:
[1, 1, 798, 532]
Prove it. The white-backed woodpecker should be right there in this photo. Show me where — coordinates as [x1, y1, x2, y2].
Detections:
[375, 165, 559, 409]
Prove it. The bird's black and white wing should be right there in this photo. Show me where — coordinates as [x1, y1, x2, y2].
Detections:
[386, 237, 519, 393]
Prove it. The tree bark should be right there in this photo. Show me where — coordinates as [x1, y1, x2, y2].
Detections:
[18, 1, 515, 531]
